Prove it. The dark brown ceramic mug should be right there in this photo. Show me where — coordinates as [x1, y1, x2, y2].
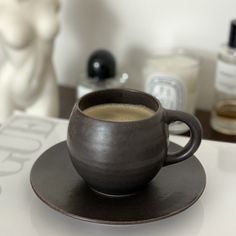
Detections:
[67, 89, 202, 197]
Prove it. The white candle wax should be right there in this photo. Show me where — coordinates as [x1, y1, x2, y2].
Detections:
[143, 54, 199, 115]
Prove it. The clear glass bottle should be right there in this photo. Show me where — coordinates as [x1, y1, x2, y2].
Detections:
[77, 50, 128, 98]
[211, 20, 236, 135]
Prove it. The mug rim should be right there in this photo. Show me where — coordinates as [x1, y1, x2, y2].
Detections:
[75, 88, 163, 124]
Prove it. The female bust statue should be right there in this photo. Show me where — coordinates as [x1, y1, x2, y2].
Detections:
[0, 0, 60, 122]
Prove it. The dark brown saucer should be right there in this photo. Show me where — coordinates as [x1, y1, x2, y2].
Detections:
[30, 141, 206, 225]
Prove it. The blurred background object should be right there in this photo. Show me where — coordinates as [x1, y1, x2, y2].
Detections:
[143, 48, 199, 134]
[211, 20, 236, 135]
[0, 0, 60, 122]
[76, 49, 128, 98]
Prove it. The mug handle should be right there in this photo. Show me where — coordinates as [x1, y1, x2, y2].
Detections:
[164, 109, 202, 166]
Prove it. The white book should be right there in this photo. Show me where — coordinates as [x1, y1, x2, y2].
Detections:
[0, 114, 68, 236]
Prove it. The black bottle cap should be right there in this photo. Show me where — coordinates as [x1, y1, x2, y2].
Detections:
[228, 19, 236, 48]
[87, 50, 116, 80]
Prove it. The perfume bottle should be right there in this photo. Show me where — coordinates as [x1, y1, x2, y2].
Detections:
[210, 20, 236, 135]
[77, 50, 128, 98]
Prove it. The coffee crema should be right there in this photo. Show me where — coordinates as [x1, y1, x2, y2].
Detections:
[83, 103, 155, 122]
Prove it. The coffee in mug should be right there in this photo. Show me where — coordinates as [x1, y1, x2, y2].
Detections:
[83, 103, 155, 122]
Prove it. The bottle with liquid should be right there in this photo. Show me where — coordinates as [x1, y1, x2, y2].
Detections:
[211, 20, 236, 135]
[77, 50, 128, 98]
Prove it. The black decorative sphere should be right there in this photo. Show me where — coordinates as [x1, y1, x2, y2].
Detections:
[87, 50, 116, 80]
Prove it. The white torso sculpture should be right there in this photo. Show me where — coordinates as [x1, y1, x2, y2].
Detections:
[0, 0, 60, 123]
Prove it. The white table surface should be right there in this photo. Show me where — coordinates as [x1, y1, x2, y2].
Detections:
[0, 114, 236, 236]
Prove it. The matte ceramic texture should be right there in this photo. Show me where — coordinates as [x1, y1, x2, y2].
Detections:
[30, 141, 206, 225]
[67, 89, 202, 196]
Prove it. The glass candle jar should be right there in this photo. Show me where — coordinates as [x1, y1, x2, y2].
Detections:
[143, 49, 200, 134]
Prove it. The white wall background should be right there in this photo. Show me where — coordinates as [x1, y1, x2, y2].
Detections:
[11, 0, 236, 110]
